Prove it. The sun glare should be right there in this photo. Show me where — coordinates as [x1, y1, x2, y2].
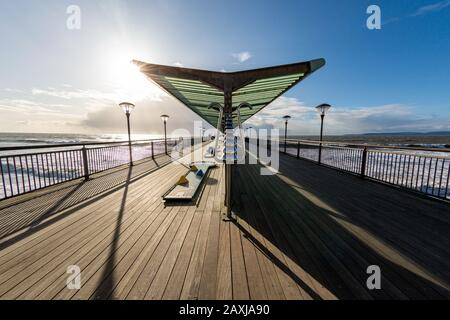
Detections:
[104, 51, 166, 103]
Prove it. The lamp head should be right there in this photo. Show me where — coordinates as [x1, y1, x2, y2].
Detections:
[160, 114, 170, 123]
[282, 115, 291, 123]
[119, 102, 135, 115]
[315, 103, 331, 116]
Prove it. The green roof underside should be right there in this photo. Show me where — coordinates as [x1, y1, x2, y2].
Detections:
[148, 76, 224, 126]
[232, 74, 304, 124]
[134, 59, 325, 128]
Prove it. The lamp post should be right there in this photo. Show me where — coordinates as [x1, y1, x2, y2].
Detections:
[315, 103, 331, 164]
[119, 102, 135, 166]
[282, 116, 291, 153]
[160, 114, 169, 154]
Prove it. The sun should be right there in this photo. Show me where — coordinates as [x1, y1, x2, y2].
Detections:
[104, 50, 165, 103]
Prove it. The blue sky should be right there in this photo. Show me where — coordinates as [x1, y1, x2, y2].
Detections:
[0, 0, 449, 135]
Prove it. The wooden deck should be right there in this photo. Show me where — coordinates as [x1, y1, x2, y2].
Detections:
[0, 152, 449, 300]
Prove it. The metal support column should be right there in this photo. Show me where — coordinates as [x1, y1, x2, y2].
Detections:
[224, 88, 233, 219]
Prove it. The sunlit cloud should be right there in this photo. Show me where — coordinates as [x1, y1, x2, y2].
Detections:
[32, 81, 166, 106]
[0, 98, 84, 133]
[173, 62, 184, 67]
[32, 87, 116, 101]
[80, 96, 212, 134]
[232, 51, 252, 63]
[0, 98, 73, 114]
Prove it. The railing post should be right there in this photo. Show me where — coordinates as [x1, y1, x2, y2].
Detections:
[318, 142, 323, 165]
[151, 141, 154, 159]
[257, 137, 260, 160]
[191, 137, 194, 162]
[361, 147, 368, 179]
[297, 141, 300, 159]
[82, 145, 89, 180]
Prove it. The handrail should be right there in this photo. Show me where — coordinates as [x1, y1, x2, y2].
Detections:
[285, 138, 450, 153]
[277, 138, 450, 200]
[0, 137, 197, 200]
[0, 138, 179, 152]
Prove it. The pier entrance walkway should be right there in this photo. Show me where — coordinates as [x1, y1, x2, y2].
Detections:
[0, 152, 449, 299]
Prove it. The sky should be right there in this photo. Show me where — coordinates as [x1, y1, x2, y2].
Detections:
[0, 0, 449, 136]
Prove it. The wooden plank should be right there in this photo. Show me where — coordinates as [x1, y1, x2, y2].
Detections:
[277, 155, 450, 298]
[160, 210, 204, 299]
[0, 163, 181, 283]
[175, 209, 210, 300]
[5, 164, 184, 299]
[240, 163, 350, 299]
[215, 217, 232, 300]
[178, 180, 215, 299]
[123, 205, 187, 299]
[0, 159, 176, 262]
[144, 205, 197, 299]
[237, 193, 301, 299]
[0, 155, 172, 240]
[198, 169, 222, 299]
[99, 205, 182, 299]
[159, 166, 221, 301]
[233, 166, 307, 300]
[34, 201, 167, 300]
[34, 166, 181, 300]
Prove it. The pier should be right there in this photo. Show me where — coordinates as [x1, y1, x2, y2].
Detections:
[0, 143, 449, 299]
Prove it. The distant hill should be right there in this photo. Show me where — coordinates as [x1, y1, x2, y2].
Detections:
[361, 131, 450, 136]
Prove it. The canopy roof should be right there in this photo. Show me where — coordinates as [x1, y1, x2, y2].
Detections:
[134, 58, 325, 128]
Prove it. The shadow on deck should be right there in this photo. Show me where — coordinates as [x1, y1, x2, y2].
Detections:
[231, 153, 450, 299]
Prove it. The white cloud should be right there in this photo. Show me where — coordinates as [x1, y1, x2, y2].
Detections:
[2, 85, 449, 135]
[0, 98, 73, 114]
[31, 87, 117, 101]
[0, 97, 84, 133]
[232, 51, 252, 63]
[383, 0, 450, 26]
[411, 0, 450, 16]
[31, 83, 167, 106]
[245, 96, 450, 135]
[173, 62, 184, 67]
[4, 88, 25, 93]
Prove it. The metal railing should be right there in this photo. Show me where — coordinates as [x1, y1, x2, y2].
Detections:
[282, 139, 450, 200]
[0, 138, 182, 200]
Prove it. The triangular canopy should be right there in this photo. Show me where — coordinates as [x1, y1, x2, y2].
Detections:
[134, 58, 325, 128]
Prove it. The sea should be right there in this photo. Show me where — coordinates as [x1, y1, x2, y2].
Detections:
[0, 132, 165, 148]
[1, 132, 449, 149]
